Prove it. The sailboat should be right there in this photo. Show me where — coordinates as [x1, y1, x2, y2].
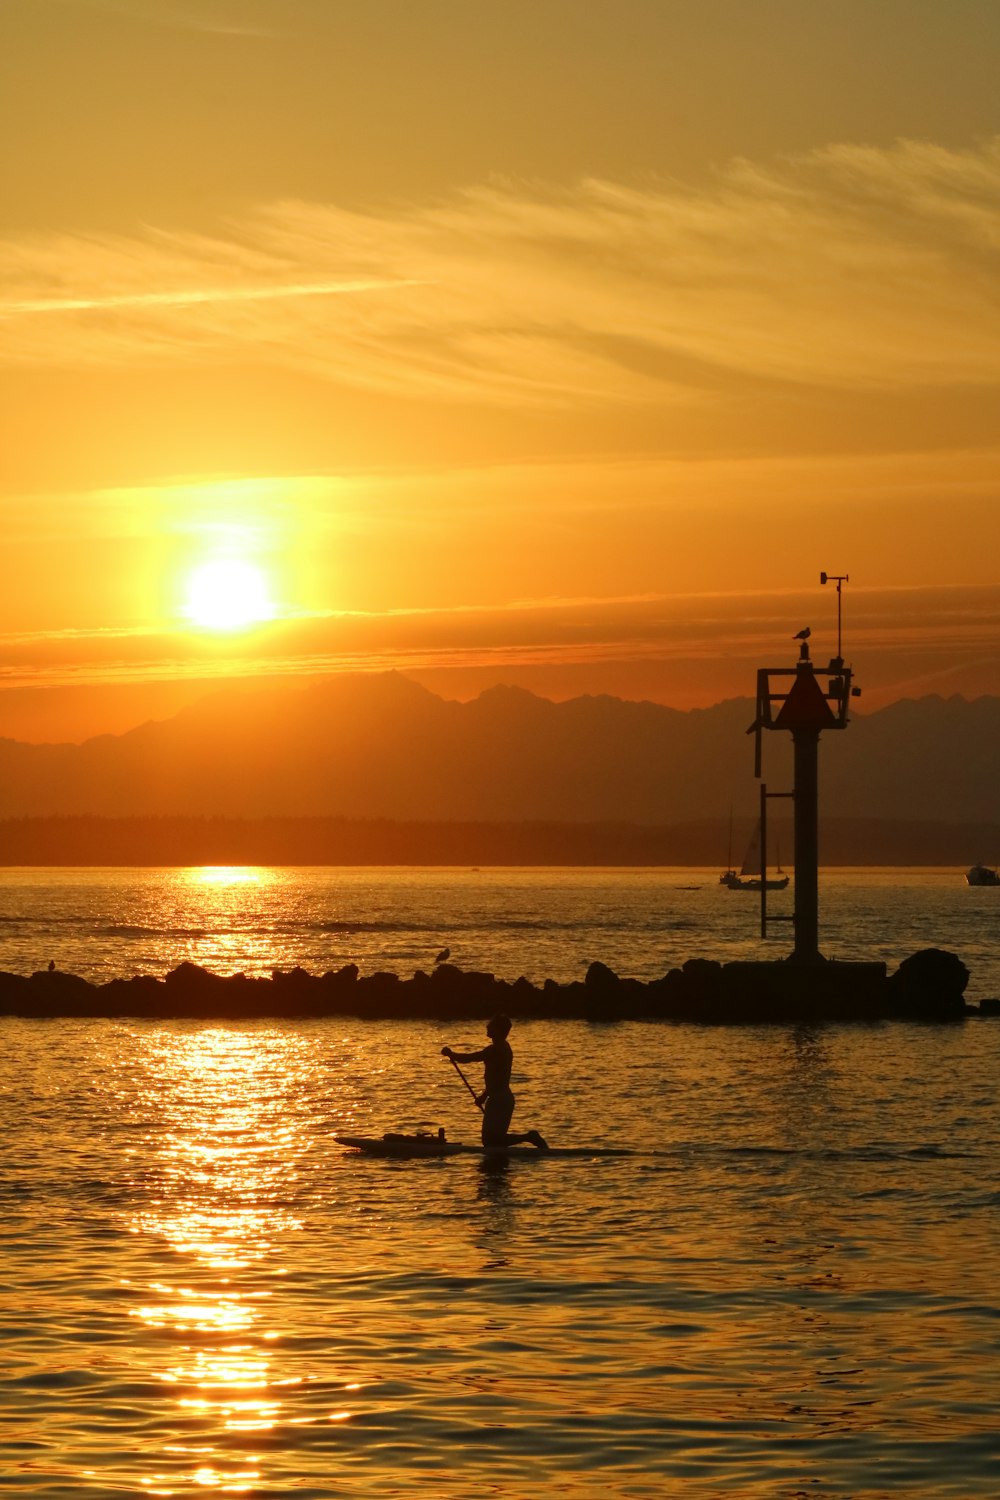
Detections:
[720, 820, 789, 891]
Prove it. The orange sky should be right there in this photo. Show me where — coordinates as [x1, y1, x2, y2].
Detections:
[2, 0, 999, 742]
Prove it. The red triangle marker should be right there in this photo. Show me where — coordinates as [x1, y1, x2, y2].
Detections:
[773, 668, 838, 731]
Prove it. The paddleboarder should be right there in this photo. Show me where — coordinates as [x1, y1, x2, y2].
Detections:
[441, 1015, 549, 1150]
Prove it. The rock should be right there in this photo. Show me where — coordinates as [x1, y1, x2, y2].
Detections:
[887, 947, 969, 1020]
[323, 963, 359, 986]
[0, 948, 978, 1025]
[165, 961, 216, 988]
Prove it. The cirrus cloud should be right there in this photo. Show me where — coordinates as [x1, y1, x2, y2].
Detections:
[1, 137, 999, 406]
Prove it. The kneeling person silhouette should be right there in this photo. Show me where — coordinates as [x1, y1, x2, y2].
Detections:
[442, 1015, 549, 1150]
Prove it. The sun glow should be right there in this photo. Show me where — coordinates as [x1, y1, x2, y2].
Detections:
[184, 560, 276, 631]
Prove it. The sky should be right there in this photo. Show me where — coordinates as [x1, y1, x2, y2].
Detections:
[2, 0, 999, 741]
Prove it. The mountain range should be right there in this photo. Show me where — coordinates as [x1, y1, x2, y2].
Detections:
[0, 673, 996, 831]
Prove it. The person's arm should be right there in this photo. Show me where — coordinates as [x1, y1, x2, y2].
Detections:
[441, 1045, 487, 1063]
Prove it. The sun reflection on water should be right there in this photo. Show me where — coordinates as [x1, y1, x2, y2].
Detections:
[182, 868, 273, 890]
[5, 1011, 999, 1497]
[123, 1025, 341, 1493]
[154, 868, 292, 977]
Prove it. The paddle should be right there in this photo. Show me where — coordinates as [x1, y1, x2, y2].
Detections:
[445, 1053, 484, 1112]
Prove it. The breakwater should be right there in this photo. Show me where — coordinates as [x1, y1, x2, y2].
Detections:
[0, 949, 988, 1024]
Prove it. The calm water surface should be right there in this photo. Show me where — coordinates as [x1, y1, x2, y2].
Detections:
[1, 870, 999, 1497]
[1, 866, 998, 999]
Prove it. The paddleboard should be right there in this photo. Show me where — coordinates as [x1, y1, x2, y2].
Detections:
[334, 1133, 629, 1160]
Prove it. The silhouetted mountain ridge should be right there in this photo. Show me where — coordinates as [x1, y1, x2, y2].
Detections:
[0, 675, 996, 827]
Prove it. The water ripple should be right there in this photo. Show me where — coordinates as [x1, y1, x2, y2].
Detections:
[2, 1015, 999, 1494]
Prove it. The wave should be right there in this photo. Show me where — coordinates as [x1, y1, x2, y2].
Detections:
[101, 924, 209, 938]
[1, 909, 681, 940]
[718, 1143, 982, 1162]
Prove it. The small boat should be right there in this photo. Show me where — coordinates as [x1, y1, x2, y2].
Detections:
[719, 809, 743, 888]
[966, 864, 1000, 887]
[720, 821, 789, 891]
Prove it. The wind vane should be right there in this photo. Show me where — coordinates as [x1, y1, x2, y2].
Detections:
[820, 570, 849, 663]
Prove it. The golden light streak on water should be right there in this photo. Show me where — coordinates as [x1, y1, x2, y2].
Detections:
[183, 868, 272, 890]
[121, 1024, 347, 1493]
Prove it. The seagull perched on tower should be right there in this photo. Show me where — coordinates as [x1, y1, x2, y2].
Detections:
[793, 626, 811, 640]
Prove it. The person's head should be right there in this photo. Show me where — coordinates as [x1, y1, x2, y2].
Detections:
[486, 1014, 511, 1040]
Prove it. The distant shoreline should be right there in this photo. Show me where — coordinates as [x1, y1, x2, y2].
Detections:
[0, 815, 996, 869]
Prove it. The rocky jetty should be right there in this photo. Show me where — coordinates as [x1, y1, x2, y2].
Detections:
[0, 949, 982, 1025]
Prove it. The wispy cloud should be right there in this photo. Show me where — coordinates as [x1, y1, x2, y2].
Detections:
[5, 279, 419, 317]
[2, 139, 1000, 405]
[1, 582, 997, 700]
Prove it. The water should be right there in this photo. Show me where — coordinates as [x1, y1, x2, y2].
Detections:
[1, 866, 999, 1002]
[2, 870, 1000, 1497]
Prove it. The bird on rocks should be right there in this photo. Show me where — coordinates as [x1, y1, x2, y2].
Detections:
[434, 947, 451, 965]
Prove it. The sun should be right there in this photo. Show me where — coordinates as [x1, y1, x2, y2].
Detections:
[183, 559, 276, 631]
